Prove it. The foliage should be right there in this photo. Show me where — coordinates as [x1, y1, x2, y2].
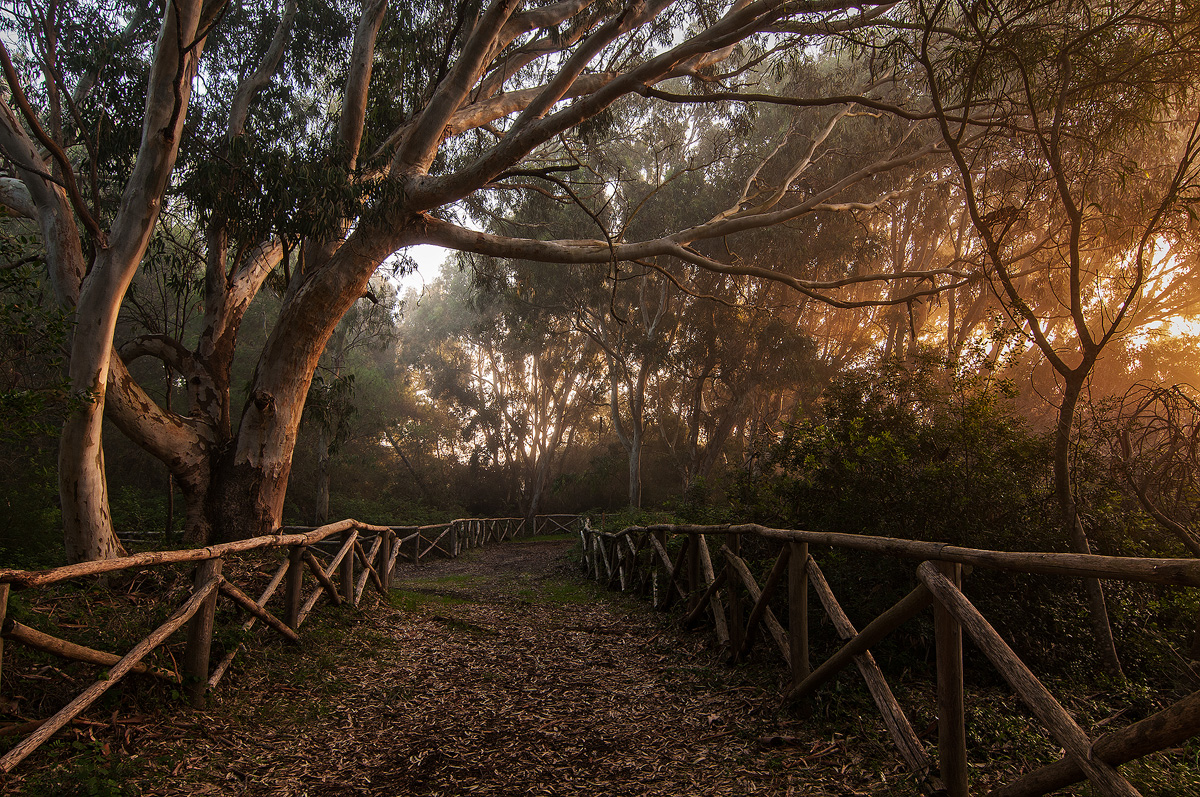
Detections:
[0, 245, 72, 443]
[736, 354, 1058, 550]
[731, 354, 1145, 673]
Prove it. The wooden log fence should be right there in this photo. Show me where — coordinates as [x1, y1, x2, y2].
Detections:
[0, 514, 584, 772]
[580, 522, 1200, 797]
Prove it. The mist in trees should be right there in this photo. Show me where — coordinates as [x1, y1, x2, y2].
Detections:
[0, 0, 1197, 677]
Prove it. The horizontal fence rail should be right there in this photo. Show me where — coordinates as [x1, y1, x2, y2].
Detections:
[0, 514, 584, 772]
[579, 523, 1200, 797]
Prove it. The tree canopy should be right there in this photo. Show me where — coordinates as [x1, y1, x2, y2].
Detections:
[0, 0, 1198, 577]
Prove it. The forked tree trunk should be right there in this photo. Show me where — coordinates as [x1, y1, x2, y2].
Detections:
[208, 223, 403, 541]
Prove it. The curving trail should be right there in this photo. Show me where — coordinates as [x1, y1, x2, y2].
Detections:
[30, 540, 910, 795]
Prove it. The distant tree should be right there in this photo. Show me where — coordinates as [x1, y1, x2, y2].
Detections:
[401, 264, 603, 517]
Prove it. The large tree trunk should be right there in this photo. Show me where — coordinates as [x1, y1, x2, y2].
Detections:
[1057, 376, 1124, 678]
[208, 224, 404, 541]
[56, 0, 208, 562]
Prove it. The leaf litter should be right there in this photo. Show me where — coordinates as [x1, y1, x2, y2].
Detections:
[2, 541, 922, 796]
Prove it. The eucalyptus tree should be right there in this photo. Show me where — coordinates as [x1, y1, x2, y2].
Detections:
[897, 0, 1200, 674]
[3, 0, 959, 560]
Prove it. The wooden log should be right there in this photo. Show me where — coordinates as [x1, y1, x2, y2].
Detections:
[2, 620, 180, 681]
[785, 583, 933, 703]
[634, 533, 655, 597]
[353, 536, 384, 604]
[609, 536, 624, 590]
[989, 688, 1200, 797]
[647, 534, 689, 608]
[597, 535, 614, 582]
[721, 546, 791, 666]
[385, 536, 404, 585]
[378, 530, 393, 590]
[591, 532, 601, 581]
[917, 561, 1143, 797]
[296, 536, 357, 627]
[661, 537, 691, 610]
[303, 551, 343, 606]
[396, 531, 420, 564]
[284, 545, 305, 629]
[616, 523, 1200, 588]
[0, 583, 8, 692]
[183, 558, 223, 707]
[576, 522, 588, 556]
[622, 534, 641, 592]
[209, 556, 291, 689]
[0, 519, 367, 590]
[695, 536, 729, 646]
[340, 529, 355, 604]
[420, 526, 452, 559]
[0, 576, 219, 773]
[683, 570, 728, 627]
[935, 562, 969, 797]
[736, 546, 791, 662]
[217, 579, 300, 645]
[808, 558, 937, 791]
[686, 534, 700, 614]
[789, 542, 809, 688]
[325, 531, 357, 579]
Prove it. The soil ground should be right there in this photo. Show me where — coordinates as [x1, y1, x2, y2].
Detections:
[5, 538, 916, 796]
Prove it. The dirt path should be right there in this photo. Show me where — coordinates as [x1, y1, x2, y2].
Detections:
[10, 540, 912, 796]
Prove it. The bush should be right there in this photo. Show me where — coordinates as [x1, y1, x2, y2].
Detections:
[730, 356, 1131, 678]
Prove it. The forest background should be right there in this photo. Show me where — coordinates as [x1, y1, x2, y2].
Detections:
[2, 0, 1200, 679]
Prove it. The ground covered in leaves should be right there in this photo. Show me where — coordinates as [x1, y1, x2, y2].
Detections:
[3, 539, 928, 796]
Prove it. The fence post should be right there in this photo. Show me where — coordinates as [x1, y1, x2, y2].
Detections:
[284, 545, 305, 629]
[727, 531, 744, 653]
[183, 557, 223, 708]
[789, 542, 809, 690]
[0, 582, 9, 693]
[687, 534, 701, 614]
[340, 529, 355, 604]
[378, 530, 393, 591]
[935, 560, 968, 797]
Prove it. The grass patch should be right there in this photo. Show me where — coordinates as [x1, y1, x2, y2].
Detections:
[19, 739, 141, 797]
[389, 588, 470, 612]
[515, 578, 597, 605]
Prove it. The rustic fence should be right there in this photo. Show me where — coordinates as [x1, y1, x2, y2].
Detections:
[0, 514, 583, 772]
[579, 522, 1200, 797]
